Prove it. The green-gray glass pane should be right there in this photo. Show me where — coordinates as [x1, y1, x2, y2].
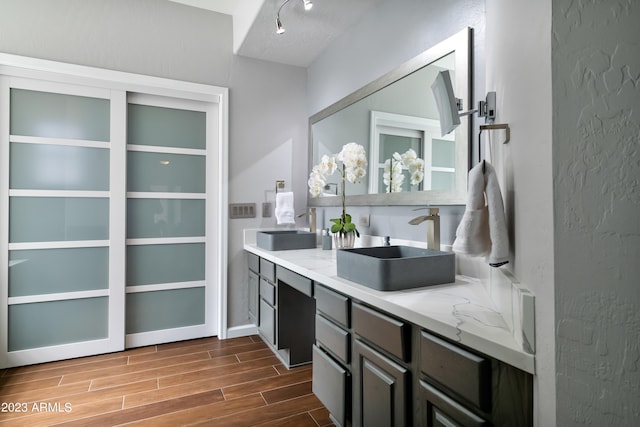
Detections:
[9, 247, 108, 297]
[127, 151, 205, 193]
[432, 171, 455, 190]
[379, 134, 421, 162]
[126, 287, 205, 334]
[126, 243, 204, 286]
[9, 197, 109, 243]
[432, 139, 455, 168]
[378, 172, 386, 193]
[8, 297, 108, 351]
[10, 89, 110, 141]
[127, 199, 205, 239]
[127, 104, 205, 149]
[10, 143, 109, 191]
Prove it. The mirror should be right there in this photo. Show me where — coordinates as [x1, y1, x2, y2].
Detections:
[309, 28, 471, 206]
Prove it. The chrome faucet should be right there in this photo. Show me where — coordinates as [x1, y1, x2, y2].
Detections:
[408, 208, 440, 250]
[296, 207, 317, 234]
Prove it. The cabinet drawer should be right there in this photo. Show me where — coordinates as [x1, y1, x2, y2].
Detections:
[276, 265, 312, 297]
[420, 380, 489, 427]
[316, 314, 350, 364]
[313, 345, 349, 427]
[352, 302, 410, 362]
[248, 270, 259, 324]
[247, 252, 259, 273]
[259, 278, 276, 306]
[260, 258, 275, 282]
[315, 284, 350, 328]
[259, 299, 275, 345]
[420, 331, 491, 411]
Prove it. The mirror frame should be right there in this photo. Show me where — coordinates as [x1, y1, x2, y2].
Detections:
[308, 27, 471, 206]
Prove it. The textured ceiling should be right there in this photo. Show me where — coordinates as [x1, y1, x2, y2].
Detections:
[170, 0, 383, 67]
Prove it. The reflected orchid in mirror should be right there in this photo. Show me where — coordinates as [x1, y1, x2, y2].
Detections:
[383, 148, 425, 193]
[308, 142, 367, 198]
[308, 142, 367, 237]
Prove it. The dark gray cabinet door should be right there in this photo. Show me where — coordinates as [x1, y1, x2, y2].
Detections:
[353, 339, 410, 427]
[313, 345, 349, 427]
[420, 380, 489, 427]
[248, 270, 259, 325]
[259, 299, 275, 345]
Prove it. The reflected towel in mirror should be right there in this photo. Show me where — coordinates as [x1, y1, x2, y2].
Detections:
[275, 192, 296, 225]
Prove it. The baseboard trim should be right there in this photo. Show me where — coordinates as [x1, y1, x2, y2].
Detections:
[226, 324, 258, 339]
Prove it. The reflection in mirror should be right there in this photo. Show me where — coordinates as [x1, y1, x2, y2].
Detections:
[309, 28, 471, 206]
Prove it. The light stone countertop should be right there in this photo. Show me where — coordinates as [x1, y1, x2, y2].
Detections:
[244, 231, 535, 374]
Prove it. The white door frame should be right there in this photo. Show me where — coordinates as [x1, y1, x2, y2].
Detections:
[0, 53, 228, 368]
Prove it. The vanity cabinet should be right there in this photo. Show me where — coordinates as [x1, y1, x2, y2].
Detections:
[246, 249, 533, 427]
[312, 296, 532, 427]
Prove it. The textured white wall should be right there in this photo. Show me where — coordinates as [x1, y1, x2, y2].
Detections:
[0, 0, 309, 329]
[485, 1, 555, 425]
[552, 0, 640, 424]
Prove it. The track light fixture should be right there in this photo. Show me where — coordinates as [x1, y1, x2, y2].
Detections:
[275, 0, 313, 35]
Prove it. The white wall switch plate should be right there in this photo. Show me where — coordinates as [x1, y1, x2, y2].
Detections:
[262, 202, 272, 217]
[358, 214, 370, 227]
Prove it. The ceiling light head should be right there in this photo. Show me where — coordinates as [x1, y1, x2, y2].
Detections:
[275, 0, 312, 34]
[276, 15, 285, 34]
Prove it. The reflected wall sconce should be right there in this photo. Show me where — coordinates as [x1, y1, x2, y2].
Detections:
[276, 0, 313, 34]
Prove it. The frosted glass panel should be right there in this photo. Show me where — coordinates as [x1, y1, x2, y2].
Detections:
[127, 104, 205, 149]
[8, 297, 108, 351]
[127, 151, 205, 193]
[432, 171, 455, 190]
[126, 243, 205, 286]
[127, 199, 205, 239]
[9, 197, 109, 243]
[126, 287, 205, 334]
[379, 134, 422, 162]
[9, 247, 108, 297]
[10, 89, 110, 141]
[10, 143, 109, 191]
[432, 139, 455, 168]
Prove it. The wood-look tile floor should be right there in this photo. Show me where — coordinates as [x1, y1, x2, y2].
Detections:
[0, 335, 333, 427]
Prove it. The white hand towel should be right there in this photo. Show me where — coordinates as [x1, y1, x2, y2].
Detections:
[275, 192, 296, 225]
[484, 162, 509, 266]
[452, 161, 509, 267]
[452, 162, 491, 257]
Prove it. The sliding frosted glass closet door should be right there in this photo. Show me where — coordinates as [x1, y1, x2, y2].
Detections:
[125, 94, 217, 348]
[1, 57, 226, 367]
[0, 79, 126, 367]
